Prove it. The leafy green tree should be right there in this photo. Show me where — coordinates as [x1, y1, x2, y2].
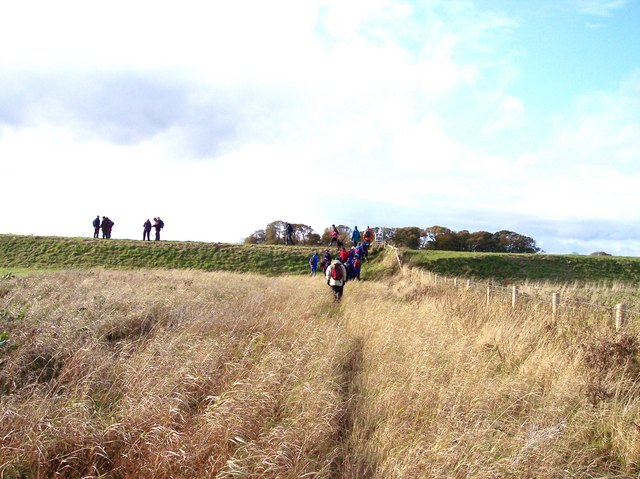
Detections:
[423, 226, 457, 250]
[494, 230, 540, 253]
[246, 220, 321, 246]
[244, 229, 266, 244]
[467, 231, 498, 252]
[306, 233, 321, 245]
[338, 225, 352, 245]
[393, 227, 422, 249]
[265, 220, 286, 244]
[293, 223, 321, 245]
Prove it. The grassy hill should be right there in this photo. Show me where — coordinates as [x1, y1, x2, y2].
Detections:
[0, 235, 324, 275]
[402, 249, 640, 284]
[3, 234, 640, 284]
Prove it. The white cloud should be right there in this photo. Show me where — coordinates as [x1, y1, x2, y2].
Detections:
[573, 0, 629, 16]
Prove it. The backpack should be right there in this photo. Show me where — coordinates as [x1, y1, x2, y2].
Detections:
[354, 258, 361, 270]
[331, 263, 343, 281]
[158, 219, 165, 229]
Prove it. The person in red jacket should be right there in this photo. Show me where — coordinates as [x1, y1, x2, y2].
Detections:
[339, 246, 349, 263]
[329, 224, 340, 246]
[363, 226, 373, 244]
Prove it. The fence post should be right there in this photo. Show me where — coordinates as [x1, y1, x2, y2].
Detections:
[616, 304, 627, 330]
[512, 286, 518, 308]
[486, 285, 492, 306]
[454, 277, 458, 287]
[552, 292, 560, 318]
[434, 274, 438, 286]
[466, 279, 471, 290]
[389, 245, 403, 274]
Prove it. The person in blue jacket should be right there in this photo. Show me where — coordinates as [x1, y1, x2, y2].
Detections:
[92, 215, 100, 239]
[351, 226, 361, 246]
[309, 252, 319, 277]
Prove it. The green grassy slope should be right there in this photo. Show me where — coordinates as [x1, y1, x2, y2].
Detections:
[0, 235, 326, 275]
[4, 234, 640, 283]
[402, 249, 640, 283]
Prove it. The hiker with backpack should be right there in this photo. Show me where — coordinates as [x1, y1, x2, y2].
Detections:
[325, 258, 348, 301]
[154, 217, 164, 241]
[321, 250, 332, 274]
[100, 216, 113, 239]
[345, 255, 355, 281]
[353, 255, 362, 280]
[329, 225, 339, 247]
[363, 226, 373, 245]
[143, 219, 152, 241]
[361, 240, 370, 261]
[107, 217, 114, 238]
[309, 252, 319, 277]
[92, 215, 100, 239]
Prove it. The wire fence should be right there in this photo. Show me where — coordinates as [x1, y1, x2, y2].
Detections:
[386, 244, 640, 331]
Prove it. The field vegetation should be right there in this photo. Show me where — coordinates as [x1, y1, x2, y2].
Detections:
[2, 265, 640, 478]
[403, 248, 640, 283]
[0, 235, 328, 276]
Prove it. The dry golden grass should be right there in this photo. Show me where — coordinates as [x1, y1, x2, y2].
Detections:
[1, 269, 640, 478]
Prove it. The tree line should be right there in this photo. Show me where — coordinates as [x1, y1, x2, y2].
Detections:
[245, 221, 541, 253]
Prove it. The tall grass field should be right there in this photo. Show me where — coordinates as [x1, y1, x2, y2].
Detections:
[2, 265, 640, 478]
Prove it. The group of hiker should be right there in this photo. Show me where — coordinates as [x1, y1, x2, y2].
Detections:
[91, 215, 370, 301]
[310, 225, 376, 301]
[91, 216, 164, 241]
[143, 217, 164, 241]
[92, 216, 115, 239]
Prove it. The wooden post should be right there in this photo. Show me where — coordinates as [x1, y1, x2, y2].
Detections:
[486, 286, 492, 306]
[466, 279, 471, 290]
[421, 270, 424, 281]
[552, 292, 560, 318]
[392, 247, 403, 274]
[616, 304, 627, 330]
[454, 277, 458, 287]
[434, 274, 438, 286]
[512, 286, 518, 308]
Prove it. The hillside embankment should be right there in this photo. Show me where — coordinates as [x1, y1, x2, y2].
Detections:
[3, 234, 640, 285]
[402, 248, 640, 283]
[0, 235, 326, 275]
[2, 269, 640, 477]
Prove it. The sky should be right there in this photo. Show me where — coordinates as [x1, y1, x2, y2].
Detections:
[1, 0, 639, 255]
